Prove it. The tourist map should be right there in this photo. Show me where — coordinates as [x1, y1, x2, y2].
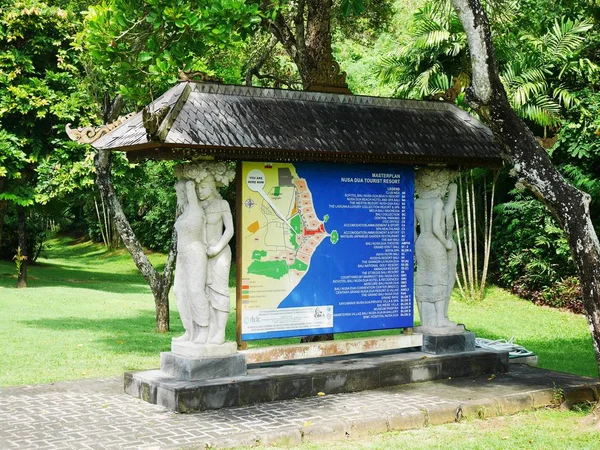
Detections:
[240, 162, 414, 340]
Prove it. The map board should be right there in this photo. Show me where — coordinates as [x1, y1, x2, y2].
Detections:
[239, 161, 414, 340]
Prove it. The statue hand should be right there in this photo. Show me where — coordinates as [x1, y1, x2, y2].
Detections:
[445, 239, 454, 250]
[207, 244, 220, 257]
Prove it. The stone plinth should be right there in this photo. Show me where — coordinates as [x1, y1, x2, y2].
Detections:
[125, 349, 508, 412]
[161, 352, 247, 382]
[171, 341, 237, 358]
[421, 331, 476, 355]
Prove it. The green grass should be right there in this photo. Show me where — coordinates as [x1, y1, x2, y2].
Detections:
[449, 287, 599, 378]
[0, 236, 179, 386]
[236, 407, 600, 450]
[0, 236, 598, 386]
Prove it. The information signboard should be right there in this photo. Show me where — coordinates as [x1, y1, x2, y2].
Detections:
[239, 161, 414, 340]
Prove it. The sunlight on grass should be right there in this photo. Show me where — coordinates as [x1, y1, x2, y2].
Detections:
[241, 408, 600, 450]
[1, 236, 598, 385]
[449, 286, 598, 378]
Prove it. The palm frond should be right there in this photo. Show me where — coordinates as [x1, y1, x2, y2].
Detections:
[518, 95, 561, 126]
[553, 84, 576, 109]
[414, 29, 451, 49]
[546, 18, 593, 59]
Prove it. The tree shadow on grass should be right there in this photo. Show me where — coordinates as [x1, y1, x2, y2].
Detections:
[21, 310, 179, 357]
[0, 262, 153, 294]
[21, 311, 241, 357]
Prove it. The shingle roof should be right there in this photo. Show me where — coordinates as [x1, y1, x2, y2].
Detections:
[92, 81, 502, 167]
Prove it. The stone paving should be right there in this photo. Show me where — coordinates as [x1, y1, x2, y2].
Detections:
[1, 364, 599, 449]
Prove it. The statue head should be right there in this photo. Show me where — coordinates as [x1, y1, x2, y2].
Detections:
[415, 167, 457, 198]
[196, 174, 217, 201]
[174, 161, 235, 186]
[174, 161, 235, 203]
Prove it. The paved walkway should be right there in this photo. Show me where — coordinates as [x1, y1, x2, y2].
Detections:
[1, 364, 599, 449]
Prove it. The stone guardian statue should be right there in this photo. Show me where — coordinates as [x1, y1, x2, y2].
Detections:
[414, 167, 461, 332]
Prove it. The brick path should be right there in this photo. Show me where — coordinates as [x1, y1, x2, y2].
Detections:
[1, 364, 599, 449]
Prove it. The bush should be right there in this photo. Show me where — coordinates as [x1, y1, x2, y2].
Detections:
[492, 190, 585, 313]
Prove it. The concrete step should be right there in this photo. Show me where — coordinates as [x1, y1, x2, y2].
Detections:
[125, 348, 508, 412]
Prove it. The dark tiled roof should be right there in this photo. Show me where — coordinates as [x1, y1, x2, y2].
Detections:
[93, 82, 502, 167]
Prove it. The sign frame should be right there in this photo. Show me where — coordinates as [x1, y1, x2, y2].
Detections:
[236, 161, 414, 347]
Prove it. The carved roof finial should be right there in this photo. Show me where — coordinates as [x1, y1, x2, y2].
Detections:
[307, 59, 351, 95]
[66, 112, 135, 144]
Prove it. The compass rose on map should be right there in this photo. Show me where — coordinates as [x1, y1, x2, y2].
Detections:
[244, 198, 255, 209]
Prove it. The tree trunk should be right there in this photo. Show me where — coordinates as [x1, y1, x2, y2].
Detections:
[451, 0, 600, 373]
[268, 0, 334, 89]
[16, 204, 27, 288]
[94, 149, 177, 332]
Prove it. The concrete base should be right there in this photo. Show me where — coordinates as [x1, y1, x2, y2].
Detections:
[125, 349, 508, 413]
[421, 332, 476, 355]
[171, 341, 237, 358]
[160, 352, 247, 381]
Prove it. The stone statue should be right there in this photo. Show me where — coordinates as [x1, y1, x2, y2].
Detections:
[172, 179, 209, 344]
[414, 167, 460, 332]
[173, 162, 235, 346]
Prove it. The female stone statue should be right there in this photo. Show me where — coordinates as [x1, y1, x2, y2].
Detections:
[197, 173, 234, 345]
[414, 168, 458, 330]
[173, 162, 235, 346]
[172, 179, 210, 344]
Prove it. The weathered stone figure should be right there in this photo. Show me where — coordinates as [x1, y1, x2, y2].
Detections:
[173, 162, 235, 346]
[414, 168, 459, 331]
[172, 179, 209, 343]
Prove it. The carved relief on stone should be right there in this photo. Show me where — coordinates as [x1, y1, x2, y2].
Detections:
[414, 167, 463, 334]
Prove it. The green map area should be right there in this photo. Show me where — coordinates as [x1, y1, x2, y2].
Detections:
[247, 260, 289, 279]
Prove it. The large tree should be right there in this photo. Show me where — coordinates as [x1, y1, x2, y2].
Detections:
[77, 0, 261, 332]
[449, 0, 600, 371]
[0, 1, 97, 286]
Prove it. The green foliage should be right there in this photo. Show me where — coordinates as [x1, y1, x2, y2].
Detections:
[377, 1, 467, 99]
[376, 1, 599, 129]
[119, 160, 177, 253]
[0, 1, 99, 263]
[80, 0, 260, 105]
[492, 190, 584, 312]
[551, 89, 600, 229]
[501, 17, 597, 127]
[494, 192, 574, 289]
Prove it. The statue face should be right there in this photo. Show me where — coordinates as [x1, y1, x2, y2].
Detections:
[197, 175, 216, 201]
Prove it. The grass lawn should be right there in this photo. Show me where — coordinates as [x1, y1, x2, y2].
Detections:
[0, 236, 598, 386]
[238, 407, 600, 450]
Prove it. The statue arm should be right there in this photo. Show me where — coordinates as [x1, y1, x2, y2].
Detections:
[444, 183, 458, 216]
[207, 201, 234, 257]
[445, 183, 458, 238]
[433, 200, 453, 250]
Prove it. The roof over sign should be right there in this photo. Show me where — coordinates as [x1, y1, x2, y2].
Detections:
[86, 81, 502, 167]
